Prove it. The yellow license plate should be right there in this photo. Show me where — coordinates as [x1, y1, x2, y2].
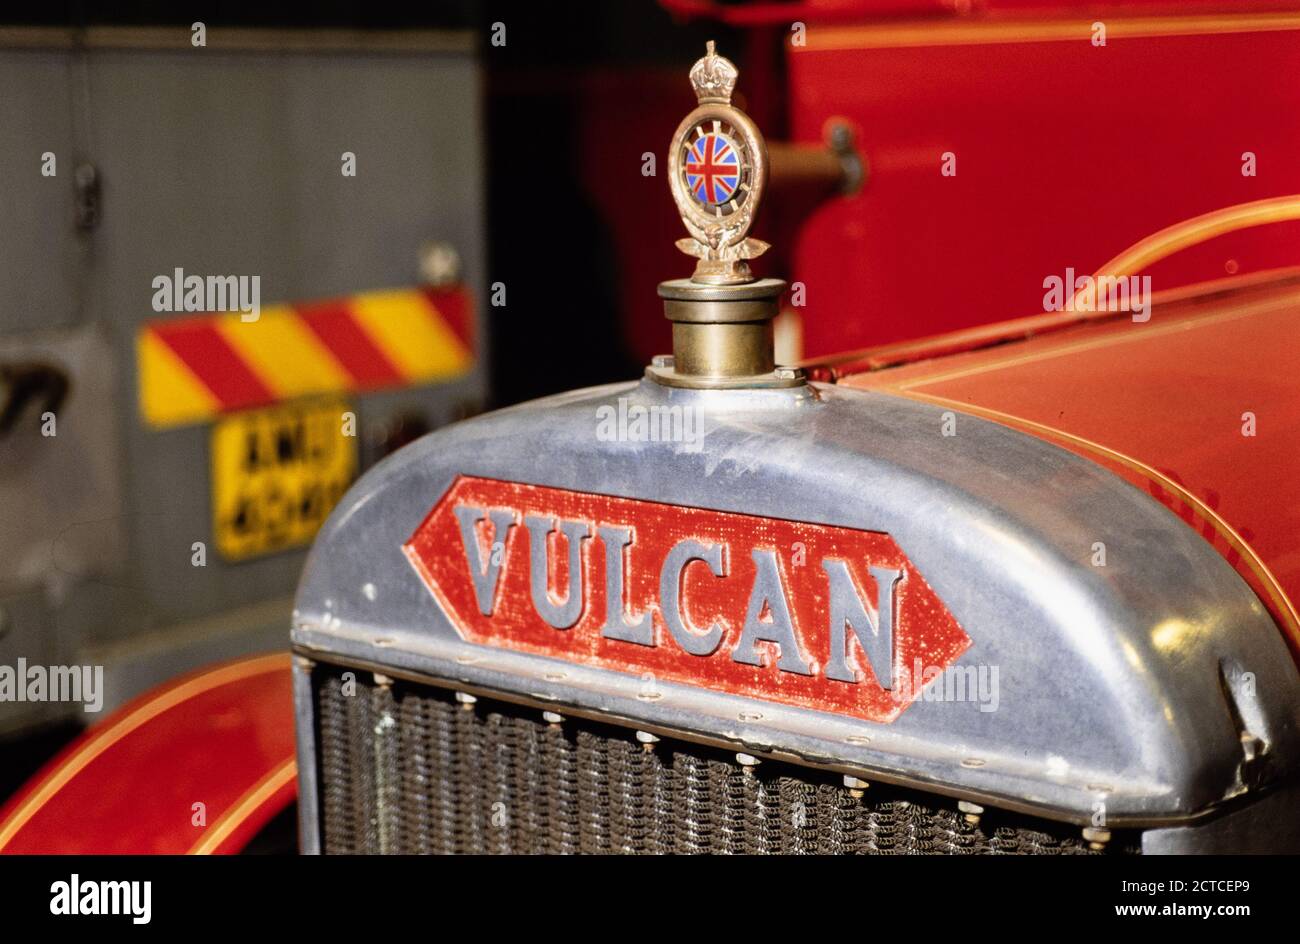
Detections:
[211, 398, 358, 561]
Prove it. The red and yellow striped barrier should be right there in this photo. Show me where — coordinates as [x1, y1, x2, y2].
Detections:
[138, 286, 474, 428]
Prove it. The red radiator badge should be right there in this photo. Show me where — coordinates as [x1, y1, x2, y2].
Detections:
[404, 476, 970, 722]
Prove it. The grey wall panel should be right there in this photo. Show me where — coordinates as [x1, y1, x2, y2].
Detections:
[0, 33, 486, 719]
[0, 51, 82, 334]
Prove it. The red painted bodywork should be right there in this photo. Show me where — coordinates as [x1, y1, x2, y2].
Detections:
[787, 13, 1300, 358]
[404, 475, 970, 722]
[662, 0, 1300, 26]
[831, 270, 1300, 662]
[0, 654, 295, 855]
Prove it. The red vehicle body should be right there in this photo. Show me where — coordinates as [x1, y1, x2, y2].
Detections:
[0, 655, 294, 854]
[608, 3, 1300, 361]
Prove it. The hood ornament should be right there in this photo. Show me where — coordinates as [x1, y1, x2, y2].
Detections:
[669, 41, 770, 286]
[649, 42, 799, 391]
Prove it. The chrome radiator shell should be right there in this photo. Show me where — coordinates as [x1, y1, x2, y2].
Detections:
[292, 379, 1300, 852]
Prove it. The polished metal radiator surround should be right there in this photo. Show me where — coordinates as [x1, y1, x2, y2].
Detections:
[310, 664, 1124, 855]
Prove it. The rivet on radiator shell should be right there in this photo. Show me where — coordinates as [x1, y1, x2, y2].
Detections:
[736, 752, 761, 773]
[635, 730, 660, 751]
[373, 672, 393, 688]
[542, 710, 564, 725]
[843, 775, 869, 798]
[455, 691, 478, 710]
[1082, 826, 1111, 851]
[958, 800, 984, 825]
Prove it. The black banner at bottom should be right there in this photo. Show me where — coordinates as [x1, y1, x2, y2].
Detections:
[0, 852, 1288, 931]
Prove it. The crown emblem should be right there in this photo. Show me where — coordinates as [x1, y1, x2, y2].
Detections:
[668, 42, 769, 285]
[689, 40, 738, 104]
[652, 41, 793, 391]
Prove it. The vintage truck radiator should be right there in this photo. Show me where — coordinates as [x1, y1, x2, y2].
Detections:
[310, 665, 1107, 855]
[289, 378, 1300, 855]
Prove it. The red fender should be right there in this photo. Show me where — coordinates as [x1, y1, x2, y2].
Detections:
[0, 653, 295, 855]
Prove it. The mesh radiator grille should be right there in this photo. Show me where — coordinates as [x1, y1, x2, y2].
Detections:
[313, 665, 1109, 855]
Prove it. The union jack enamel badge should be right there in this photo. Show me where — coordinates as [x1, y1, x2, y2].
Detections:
[668, 42, 769, 285]
[685, 133, 741, 207]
